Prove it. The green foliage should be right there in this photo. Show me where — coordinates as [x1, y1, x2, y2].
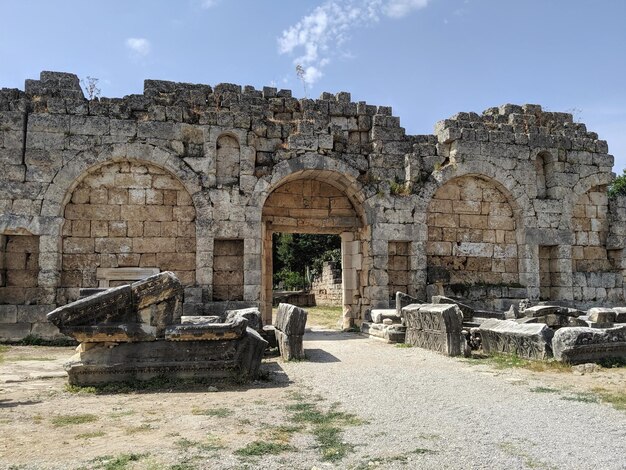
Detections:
[91, 453, 147, 470]
[608, 169, 626, 198]
[234, 441, 293, 457]
[273, 233, 341, 289]
[51, 413, 98, 427]
[190, 407, 233, 418]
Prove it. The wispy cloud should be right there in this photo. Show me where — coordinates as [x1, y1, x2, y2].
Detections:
[278, 0, 430, 85]
[125, 37, 151, 57]
[199, 0, 220, 9]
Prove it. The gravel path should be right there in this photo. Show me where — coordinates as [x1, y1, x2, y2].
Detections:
[279, 328, 626, 470]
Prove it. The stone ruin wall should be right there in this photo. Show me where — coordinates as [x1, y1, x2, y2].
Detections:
[0, 70, 625, 340]
[311, 261, 343, 307]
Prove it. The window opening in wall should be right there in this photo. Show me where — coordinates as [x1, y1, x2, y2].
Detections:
[535, 154, 547, 199]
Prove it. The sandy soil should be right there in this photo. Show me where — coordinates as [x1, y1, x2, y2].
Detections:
[0, 333, 624, 470]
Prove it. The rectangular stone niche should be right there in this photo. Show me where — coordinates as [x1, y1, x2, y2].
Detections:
[388, 241, 410, 301]
[539, 245, 557, 301]
[213, 239, 244, 301]
[0, 234, 40, 305]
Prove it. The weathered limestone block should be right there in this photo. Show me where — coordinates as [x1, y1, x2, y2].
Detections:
[361, 321, 406, 343]
[479, 319, 554, 360]
[395, 291, 419, 316]
[274, 303, 307, 360]
[402, 304, 466, 356]
[165, 317, 248, 341]
[587, 307, 616, 323]
[370, 308, 400, 324]
[523, 305, 567, 318]
[47, 285, 135, 329]
[613, 307, 626, 323]
[66, 328, 268, 386]
[133, 272, 183, 337]
[181, 315, 222, 324]
[431, 295, 474, 320]
[552, 325, 626, 364]
[225, 307, 263, 331]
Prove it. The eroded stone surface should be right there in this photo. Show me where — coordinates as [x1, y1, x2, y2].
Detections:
[274, 303, 307, 360]
[552, 325, 626, 364]
[402, 304, 465, 356]
[479, 318, 554, 360]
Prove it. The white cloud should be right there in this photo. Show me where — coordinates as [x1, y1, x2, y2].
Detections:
[125, 37, 151, 57]
[200, 0, 219, 9]
[383, 0, 429, 18]
[278, 1, 430, 85]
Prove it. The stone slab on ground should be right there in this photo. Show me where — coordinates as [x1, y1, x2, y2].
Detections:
[479, 318, 554, 360]
[523, 305, 566, 318]
[360, 321, 406, 343]
[402, 304, 466, 356]
[225, 307, 263, 331]
[274, 303, 307, 360]
[552, 325, 626, 364]
[431, 295, 474, 320]
[588, 308, 617, 323]
[370, 308, 401, 324]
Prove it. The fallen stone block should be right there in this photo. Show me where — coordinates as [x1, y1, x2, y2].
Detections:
[165, 317, 248, 341]
[226, 307, 263, 331]
[431, 295, 474, 320]
[613, 307, 626, 323]
[47, 285, 135, 330]
[370, 308, 401, 324]
[523, 305, 566, 318]
[402, 304, 465, 356]
[395, 292, 419, 316]
[181, 315, 222, 324]
[361, 322, 406, 343]
[587, 308, 616, 323]
[132, 272, 183, 337]
[552, 325, 626, 364]
[66, 328, 268, 386]
[274, 303, 307, 360]
[479, 319, 554, 360]
[535, 314, 570, 328]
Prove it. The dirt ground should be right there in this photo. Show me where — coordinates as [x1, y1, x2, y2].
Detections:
[1, 330, 625, 470]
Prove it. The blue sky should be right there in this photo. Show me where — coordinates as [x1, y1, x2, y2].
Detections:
[1, 0, 625, 171]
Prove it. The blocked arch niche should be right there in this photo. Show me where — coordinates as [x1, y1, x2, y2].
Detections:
[426, 175, 521, 288]
[60, 160, 196, 300]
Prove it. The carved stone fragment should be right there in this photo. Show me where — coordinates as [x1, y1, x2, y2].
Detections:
[274, 303, 307, 360]
[479, 318, 554, 360]
[552, 325, 626, 364]
[402, 304, 466, 356]
[431, 295, 474, 320]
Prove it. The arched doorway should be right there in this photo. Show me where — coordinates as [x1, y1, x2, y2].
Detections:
[260, 171, 367, 327]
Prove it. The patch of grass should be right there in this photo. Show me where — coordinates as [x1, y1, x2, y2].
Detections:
[561, 393, 599, 404]
[16, 335, 76, 347]
[530, 386, 560, 394]
[125, 424, 152, 434]
[313, 424, 353, 461]
[592, 388, 626, 411]
[191, 407, 233, 418]
[109, 410, 135, 418]
[234, 441, 293, 457]
[65, 384, 97, 394]
[395, 343, 412, 348]
[175, 435, 224, 452]
[266, 424, 304, 443]
[466, 353, 571, 373]
[92, 453, 147, 470]
[296, 306, 343, 329]
[6, 355, 56, 361]
[0, 344, 8, 363]
[51, 413, 98, 427]
[498, 442, 554, 469]
[75, 431, 106, 439]
[285, 399, 364, 462]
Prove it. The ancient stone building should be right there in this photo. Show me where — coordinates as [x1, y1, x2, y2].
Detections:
[1, 71, 625, 340]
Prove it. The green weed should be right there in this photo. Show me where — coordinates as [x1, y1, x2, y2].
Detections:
[51, 413, 98, 427]
[234, 441, 293, 457]
[191, 407, 233, 418]
[91, 453, 147, 470]
[530, 386, 560, 394]
[75, 431, 105, 439]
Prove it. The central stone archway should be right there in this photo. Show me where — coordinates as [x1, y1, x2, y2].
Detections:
[260, 170, 368, 327]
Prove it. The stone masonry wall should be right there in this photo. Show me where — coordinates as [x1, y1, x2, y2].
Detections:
[0, 71, 624, 339]
[311, 261, 342, 306]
